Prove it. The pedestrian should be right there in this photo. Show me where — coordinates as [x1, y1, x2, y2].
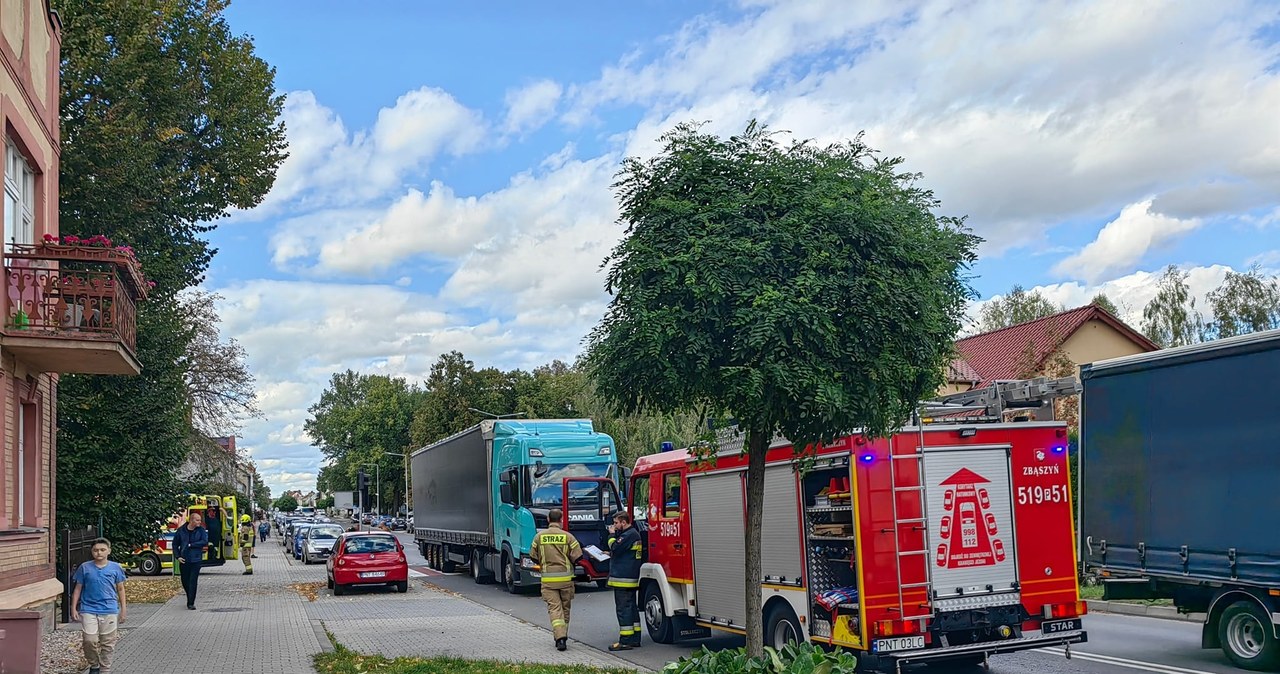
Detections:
[70, 538, 127, 674]
[258, 519, 270, 542]
[173, 510, 209, 609]
[204, 501, 223, 562]
[239, 514, 255, 574]
[529, 508, 582, 651]
[606, 511, 643, 651]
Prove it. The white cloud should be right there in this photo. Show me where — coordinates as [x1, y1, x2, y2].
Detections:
[968, 264, 1234, 331]
[242, 87, 487, 223]
[504, 79, 563, 135]
[1053, 200, 1202, 283]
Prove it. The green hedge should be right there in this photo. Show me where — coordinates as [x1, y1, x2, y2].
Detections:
[662, 643, 858, 674]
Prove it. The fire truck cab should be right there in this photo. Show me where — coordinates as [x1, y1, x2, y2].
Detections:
[629, 379, 1088, 670]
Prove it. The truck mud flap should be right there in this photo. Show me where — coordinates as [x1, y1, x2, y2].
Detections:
[876, 630, 1087, 671]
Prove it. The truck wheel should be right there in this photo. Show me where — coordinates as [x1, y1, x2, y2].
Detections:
[642, 583, 676, 644]
[138, 553, 160, 576]
[764, 603, 803, 649]
[503, 552, 520, 594]
[471, 550, 493, 584]
[1219, 601, 1280, 671]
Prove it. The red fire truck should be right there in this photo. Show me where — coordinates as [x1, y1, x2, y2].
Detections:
[628, 378, 1088, 670]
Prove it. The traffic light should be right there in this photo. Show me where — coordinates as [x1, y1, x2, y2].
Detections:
[357, 470, 367, 491]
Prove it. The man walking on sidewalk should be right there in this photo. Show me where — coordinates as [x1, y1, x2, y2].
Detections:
[529, 508, 582, 651]
[607, 511, 643, 651]
[71, 538, 127, 674]
[174, 510, 209, 609]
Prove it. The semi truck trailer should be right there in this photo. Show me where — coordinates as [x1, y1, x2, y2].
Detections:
[1081, 328, 1280, 671]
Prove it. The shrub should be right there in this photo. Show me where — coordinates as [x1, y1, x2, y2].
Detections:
[663, 642, 858, 674]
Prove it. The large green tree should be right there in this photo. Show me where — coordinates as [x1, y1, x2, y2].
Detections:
[55, 0, 285, 550]
[978, 284, 1062, 332]
[1206, 265, 1280, 339]
[1141, 265, 1205, 348]
[587, 122, 978, 655]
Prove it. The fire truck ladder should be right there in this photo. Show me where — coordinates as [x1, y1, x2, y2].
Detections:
[919, 376, 1081, 423]
[887, 423, 933, 624]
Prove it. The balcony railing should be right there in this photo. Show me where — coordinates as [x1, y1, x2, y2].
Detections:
[1, 244, 145, 375]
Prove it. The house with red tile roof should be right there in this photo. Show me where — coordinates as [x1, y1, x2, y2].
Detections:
[944, 304, 1160, 394]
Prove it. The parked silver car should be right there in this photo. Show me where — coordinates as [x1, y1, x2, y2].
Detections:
[302, 524, 345, 564]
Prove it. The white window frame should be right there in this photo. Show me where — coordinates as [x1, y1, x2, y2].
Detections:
[5, 141, 35, 247]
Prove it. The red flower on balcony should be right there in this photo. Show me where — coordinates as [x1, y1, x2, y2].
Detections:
[41, 233, 138, 260]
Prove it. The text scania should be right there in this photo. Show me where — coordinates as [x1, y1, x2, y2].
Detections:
[1023, 465, 1061, 476]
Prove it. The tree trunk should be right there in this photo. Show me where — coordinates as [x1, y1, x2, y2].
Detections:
[744, 428, 769, 658]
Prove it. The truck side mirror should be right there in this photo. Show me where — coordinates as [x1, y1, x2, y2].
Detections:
[534, 460, 548, 478]
[499, 483, 514, 505]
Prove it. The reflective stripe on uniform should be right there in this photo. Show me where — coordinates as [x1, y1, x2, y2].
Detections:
[541, 573, 574, 583]
[608, 577, 640, 588]
[552, 619, 566, 627]
[620, 627, 636, 636]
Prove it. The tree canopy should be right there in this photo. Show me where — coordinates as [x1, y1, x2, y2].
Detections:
[273, 494, 298, 513]
[977, 285, 1062, 333]
[1206, 265, 1280, 339]
[1090, 292, 1120, 316]
[586, 121, 978, 655]
[54, 0, 286, 551]
[1141, 265, 1206, 348]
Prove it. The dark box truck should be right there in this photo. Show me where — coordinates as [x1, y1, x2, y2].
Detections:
[1081, 328, 1280, 671]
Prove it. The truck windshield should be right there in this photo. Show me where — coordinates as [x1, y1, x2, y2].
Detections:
[524, 463, 612, 507]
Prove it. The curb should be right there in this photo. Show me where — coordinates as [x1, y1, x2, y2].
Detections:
[1087, 599, 1205, 623]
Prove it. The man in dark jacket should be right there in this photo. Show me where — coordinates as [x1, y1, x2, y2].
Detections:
[606, 511, 643, 651]
[173, 511, 209, 610]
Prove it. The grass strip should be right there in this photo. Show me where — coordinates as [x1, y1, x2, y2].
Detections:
[315, 642, 637, 674]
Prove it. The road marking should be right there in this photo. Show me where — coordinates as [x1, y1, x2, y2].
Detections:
[1040, 648, 1216, 674]
[410, 564, 442, 577]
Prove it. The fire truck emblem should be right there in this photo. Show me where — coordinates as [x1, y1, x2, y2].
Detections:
[936, 467, 1002, 569]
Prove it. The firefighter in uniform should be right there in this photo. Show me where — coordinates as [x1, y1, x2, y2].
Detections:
[529, 508, 582, 651]
[607, 511, 643, 651]
[238, 514, 254, 575]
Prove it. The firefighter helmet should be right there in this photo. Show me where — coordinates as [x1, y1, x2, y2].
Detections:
[240, 514, 251, 523]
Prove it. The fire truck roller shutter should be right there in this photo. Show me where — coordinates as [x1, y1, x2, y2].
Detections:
[689, 472, 747, 626]
[922, 446, 1021, 603]
[761, 465, 803, 584]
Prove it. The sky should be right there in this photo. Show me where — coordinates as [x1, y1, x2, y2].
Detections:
[209, 0, 1280, 496]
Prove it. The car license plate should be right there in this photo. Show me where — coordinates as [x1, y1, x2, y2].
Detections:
[1042, 618, 1082, 634]
[360, 571, 386, 578]
[873, 636, 924, 652]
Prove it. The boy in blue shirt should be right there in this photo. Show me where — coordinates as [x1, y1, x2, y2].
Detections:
[71, 538, 127, 674]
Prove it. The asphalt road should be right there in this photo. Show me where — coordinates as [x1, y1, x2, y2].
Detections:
[390, 533, 1248, 674]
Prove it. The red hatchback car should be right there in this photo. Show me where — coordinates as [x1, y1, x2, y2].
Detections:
[327, 532, 409, 595]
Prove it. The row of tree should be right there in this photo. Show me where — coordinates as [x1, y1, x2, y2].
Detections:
[977, 265, 1280, 347]
[54, 0, 285, 552]
[305, 353, 705, 512]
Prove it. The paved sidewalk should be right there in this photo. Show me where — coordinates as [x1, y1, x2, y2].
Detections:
[103, 533, 640, 673]
[110, 545, 325, 674]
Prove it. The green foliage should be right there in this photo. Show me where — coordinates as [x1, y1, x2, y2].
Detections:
[306, 372, 423, 509]
[589, 121, 977, 445]
[588, 121, 977, 655]
[273, 494, 299, 513]
[1206, 264, 1280, 338]
[316, 496, 335, 510]
[54, 0, 285, 553]
[1090, 292, 1120, 317]
[978, 285, 1062, 333]
[1141, 265, 1206, 348]
[663, 643, 858, 674]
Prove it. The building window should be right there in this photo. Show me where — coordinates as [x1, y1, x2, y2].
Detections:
[20, 401, 39, 527]
[5, 141, 35, 248]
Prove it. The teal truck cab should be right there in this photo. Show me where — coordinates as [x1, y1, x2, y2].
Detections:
[412, 419, 623, 593]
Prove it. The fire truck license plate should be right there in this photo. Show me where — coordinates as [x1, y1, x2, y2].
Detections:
[873, 636, 924, 652]
[1042, 618, 1082, 634]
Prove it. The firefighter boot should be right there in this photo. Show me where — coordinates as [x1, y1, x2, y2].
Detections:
[555, 638, 567, 651]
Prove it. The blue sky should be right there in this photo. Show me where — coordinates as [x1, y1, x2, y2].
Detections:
[209, 1, 1280, 495]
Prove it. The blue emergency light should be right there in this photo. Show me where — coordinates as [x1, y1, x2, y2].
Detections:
[660, 441, 675, 452]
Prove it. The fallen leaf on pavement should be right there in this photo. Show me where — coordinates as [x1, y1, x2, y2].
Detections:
[288, 581, 325, 602]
